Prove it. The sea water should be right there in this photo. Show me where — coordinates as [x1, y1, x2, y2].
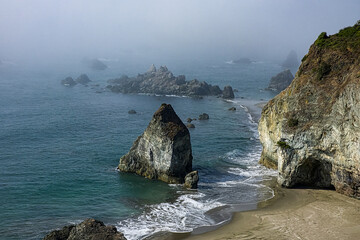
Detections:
[0, 60, 284, 239]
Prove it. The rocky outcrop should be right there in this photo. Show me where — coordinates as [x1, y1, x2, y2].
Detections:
[267, 69, 294, 92]
[222, 85, 235, 99]
[187, 123, 195, 128]
[107, 65, 230, 97]
[281, 50, 299, 69]
[259, 22, 360, 198]
[184, 171, 199, 189]
[128, 110, 136, 114]
[118, 103, 197, 186]
[198, 113, 209, 120]
[76, 74, 91, 85]
[61, 77, 77, 87]
[43, 219, 126, 240]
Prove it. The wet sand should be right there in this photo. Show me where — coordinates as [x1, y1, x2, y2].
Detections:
[179, 184, 360, 240]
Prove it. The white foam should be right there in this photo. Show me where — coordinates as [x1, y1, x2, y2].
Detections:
[116, 192, 224, 240]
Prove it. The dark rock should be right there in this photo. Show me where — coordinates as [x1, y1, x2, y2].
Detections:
[267, 69, 294, 92]
[43, 218, 126, 240]
[198, 113, 209, 120]
[61, 77, 77, 87]
[233, 58, 252, 64]
[186, 123, 195, 128]
[107, 65, 228, 98]
[233, 89, 239, 92]
[228, 107, 236, 111]
[222, 86, 234, 99]
[76, 74, 91, 85]
[128, 110, 136, 114]
[118, 103, 194, 185]
[186, 118, 192, 123]
[184, 171, 199, 189]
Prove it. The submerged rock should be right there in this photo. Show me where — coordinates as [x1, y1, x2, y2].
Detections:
[43, 218, 126, 240]
[184, 171, 199, 189]
[128, 110, 137, 114]
[259, 22, 360, 198]
[198, 113, 209, 120]
[186, 118, 193, 123]
[228, 107, 236, 111]
[267, 69, 294, 92]
[61, 77, 77, 87]
[118, 103, 195, 185]
[222, 85, 235, 99]
[76, 74, 91, 85]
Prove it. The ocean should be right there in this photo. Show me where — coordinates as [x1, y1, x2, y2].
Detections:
[0, 60, 284, 239]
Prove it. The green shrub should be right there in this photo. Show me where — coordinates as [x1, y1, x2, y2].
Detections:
[287, 118, 299, 127]
[277, 141, 290, 149]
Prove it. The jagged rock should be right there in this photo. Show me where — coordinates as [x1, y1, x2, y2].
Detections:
[61, 77, 77, 87]
[186, 123, 195, 128]
[43, 219, 126, 240]
[228, 107, 236, 111]
[128, 110, 136, 114]
[184, 171, 199, 189]
[282, 50, 299, 69]
[259, 22, 360, 198]
[198, 113, 209, 120]
[76, 74, 91, 85]
[118, 103, 194, 185]
[267, 69, 294, 92]
[222, 86, 234, 99]
[106, 65, 227, 97]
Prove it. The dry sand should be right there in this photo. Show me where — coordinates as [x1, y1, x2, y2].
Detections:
[179, 185, 360, 240]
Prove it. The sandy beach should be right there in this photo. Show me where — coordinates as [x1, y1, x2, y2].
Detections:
[177, 182, 360, 240]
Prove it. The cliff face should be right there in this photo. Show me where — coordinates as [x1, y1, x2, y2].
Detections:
[259, 22, 360, 198]
[118, 104, 194, 184]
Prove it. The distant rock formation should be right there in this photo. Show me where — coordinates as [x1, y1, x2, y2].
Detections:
[222, 85, 235, 99]
[61, 74, 91, 87]
[107, 65, 233, 98]
[61, 77, 77, 87]
[281, 50, 299, 69]
[118, 104, 197, 187]
[43, 219, 126, 240]
[259, 22, 360, 198]
[83, 58, 108, 71]
[267, 69, 294, 92]
[76, 74, 91, 85]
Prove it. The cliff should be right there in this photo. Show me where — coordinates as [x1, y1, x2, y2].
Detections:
[107, 65, 234, 98]
[259, 22, 360, 198]
[118, 103, 198, 187]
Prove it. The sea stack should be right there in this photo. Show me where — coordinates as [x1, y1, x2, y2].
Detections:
[267, 69, 294, 92]
[259, 22, 360, 198]
[118, 103, 197, 187]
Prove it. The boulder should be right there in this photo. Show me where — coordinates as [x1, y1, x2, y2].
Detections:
[61, 77, 77, 87]
[222, 86, 234, 99]
[186, 118, 192, 123]
[198, 113, 209, 120]
[118, 103, 194, 185]
[128, 110, 136, 114]
[43, 219, 126, 240]
[76, 74, 91, 85]
[228, 107, 236, 111]
[267, 69, 294, 92]
[184, 171, 199, 189]
[186, 123, 195, 128]
[259, 22, 360, 198]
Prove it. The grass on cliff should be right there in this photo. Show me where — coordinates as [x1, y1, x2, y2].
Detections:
[314, 21, 360, 51]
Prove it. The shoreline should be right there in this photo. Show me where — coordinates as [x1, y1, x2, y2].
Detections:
[147, 178, 360, 240]
[174, 182, 360, 240]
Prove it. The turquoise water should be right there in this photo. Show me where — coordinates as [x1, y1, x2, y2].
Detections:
[0, 61, 282, 239]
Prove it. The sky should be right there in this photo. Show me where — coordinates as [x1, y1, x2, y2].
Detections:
[0, 0, 359, 66]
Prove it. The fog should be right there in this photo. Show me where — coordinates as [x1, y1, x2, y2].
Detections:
[0, 0, 359, 69]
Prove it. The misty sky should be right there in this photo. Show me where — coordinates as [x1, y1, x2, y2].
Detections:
[0, 0, 359, 65]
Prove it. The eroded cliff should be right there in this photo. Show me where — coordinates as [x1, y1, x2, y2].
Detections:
[259, 22, 360, 198]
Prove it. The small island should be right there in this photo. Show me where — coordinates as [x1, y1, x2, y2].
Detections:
[107, 64, 234, 99]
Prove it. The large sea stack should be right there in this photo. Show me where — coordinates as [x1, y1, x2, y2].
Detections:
[267, 69, 294, 92]
[259, 22, 360, 198]
[118, 103, 197, 186]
